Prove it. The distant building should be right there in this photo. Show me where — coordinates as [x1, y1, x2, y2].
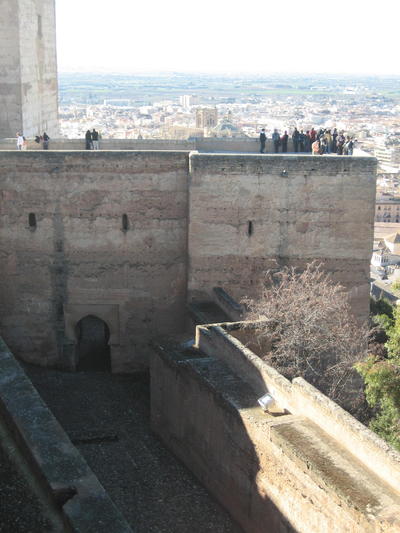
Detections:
[375, 193, 400, 222]
[179, 95, 199, 108]
[374, 138, 400, 170]
[371, 232, 400, 270]
[196, 108, 218, 129]
[164, 125, 203, 139]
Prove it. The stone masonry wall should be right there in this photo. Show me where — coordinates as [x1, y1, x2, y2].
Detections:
[18, 0, 58, 137]
[0, 151, 189, 371]
[0, 150, 376, 370]
[0, 0, 22, 137]
[0, 0, 58, 138]
[151, 336, 400, 533]
[188, 153, 377, 318]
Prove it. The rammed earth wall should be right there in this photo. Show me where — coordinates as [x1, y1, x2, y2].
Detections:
[0, 150, 376, 370]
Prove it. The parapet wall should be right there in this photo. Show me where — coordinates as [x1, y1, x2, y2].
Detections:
[151, 325, 400, 532]
[196, 323, 400, 494]
[0, 137, 292, 153]
[0, 337, 132, 532]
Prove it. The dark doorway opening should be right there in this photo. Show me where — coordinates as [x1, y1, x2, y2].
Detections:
[76, 315, 111, 371]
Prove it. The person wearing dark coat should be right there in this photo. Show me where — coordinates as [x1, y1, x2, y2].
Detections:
[85, 130, 92, 150]
[92, 129, 99, 150]
[281, 131, 288, 153]
[272, 129, 281, 153]
[292, 128, 300, 152]
[42, 132, 50, 150]
[332, 128, 338, 153]
[299, 130, 306, 152]
[259, 129, 266, 153]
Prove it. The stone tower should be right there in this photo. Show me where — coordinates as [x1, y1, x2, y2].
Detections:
[0, 0, 58, 138]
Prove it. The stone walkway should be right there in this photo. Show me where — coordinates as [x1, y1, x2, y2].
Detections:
[25, 365, 242, 533]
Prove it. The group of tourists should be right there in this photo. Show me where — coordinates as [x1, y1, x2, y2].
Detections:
[85, 129, 100, 150]
[35, 132, 50, 149]
[16, 132, 50, 150]
[260, 127, 356, 155]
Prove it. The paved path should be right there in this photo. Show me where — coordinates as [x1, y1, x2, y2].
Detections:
[26, 366, 242, 533]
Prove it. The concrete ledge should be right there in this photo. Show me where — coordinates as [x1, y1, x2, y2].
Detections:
[0, 337, 132, 533]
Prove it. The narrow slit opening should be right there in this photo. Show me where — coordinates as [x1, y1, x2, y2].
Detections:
[122, 214, 129, 231]
[29, 213, 37, 229]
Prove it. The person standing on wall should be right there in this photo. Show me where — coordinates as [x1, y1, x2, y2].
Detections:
[85, 129, 92, 150]
[42, 132, 50, 150]
[16, 132, 24, 150]
[281, 131, 288, 153]
[292, 128, 300, 152]
[259, 128, 266, 153]
[272, 129, 281, 153]
[92, 129, 99, 150]
[312, 139, 320, 155]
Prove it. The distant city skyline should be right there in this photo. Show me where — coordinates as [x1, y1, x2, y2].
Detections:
[56, 0, 399, 76]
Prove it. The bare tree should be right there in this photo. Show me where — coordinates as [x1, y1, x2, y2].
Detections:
[242, 261, 369, 417]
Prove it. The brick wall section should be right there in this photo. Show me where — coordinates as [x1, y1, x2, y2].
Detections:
[188, 153, 377, 318]
[0, 151, 189, 371]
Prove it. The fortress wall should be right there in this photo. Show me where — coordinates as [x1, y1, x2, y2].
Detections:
[196, 323, 400, 495]
[0, 2, 22, 137]
[0, 0, 58, 138]
[18, 0, 59, 137]
[188, 153, 377, 318]
[151, 333, 400, 533]
[0, 151, 189, 371]
[0, 150, 376, 370]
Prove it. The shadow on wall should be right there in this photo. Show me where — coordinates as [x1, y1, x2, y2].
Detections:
[75, 315, 111, 371]
[151, 341, 296, 533]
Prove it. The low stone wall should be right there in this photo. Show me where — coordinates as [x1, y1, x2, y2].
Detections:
[0, 137, 287, 153]
[212, 287, 244, 321]
[151, 326, 400, 533]
[196, 323, 400, 495]
[0, 337, 132, 533]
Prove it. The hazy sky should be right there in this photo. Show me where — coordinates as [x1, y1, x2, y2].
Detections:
[56, 0, 400, 75]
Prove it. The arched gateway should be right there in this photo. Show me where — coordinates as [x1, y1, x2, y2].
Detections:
[75, 315, 111, 371]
